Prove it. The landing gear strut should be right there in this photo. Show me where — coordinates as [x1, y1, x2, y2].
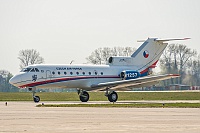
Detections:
[29, 87, 40, 103]
[105, 87, 118, 102]
[77, 89, 89, 102]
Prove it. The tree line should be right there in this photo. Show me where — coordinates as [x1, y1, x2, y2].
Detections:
[86, 47, 136, 64]
[1, 44, 200, 92]
[159, 44, 200, 86]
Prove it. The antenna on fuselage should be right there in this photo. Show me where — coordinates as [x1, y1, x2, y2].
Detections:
[70, 60, 74, 65]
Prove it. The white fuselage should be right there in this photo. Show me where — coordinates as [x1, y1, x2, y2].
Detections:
[10, 64, 138, 90]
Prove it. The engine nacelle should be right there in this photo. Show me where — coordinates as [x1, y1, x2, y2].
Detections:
[107, 56, 133, 66]
[120, 70, 140, 80]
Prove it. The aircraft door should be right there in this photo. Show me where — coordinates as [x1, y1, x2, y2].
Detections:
[46, 70, 52, 81]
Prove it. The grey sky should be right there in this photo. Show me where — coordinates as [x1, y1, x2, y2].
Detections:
[0, 0, 199, 74]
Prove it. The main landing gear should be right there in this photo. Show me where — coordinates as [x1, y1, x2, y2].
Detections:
[105, 87, 118, 102]
[77, 88, 118, 103]
[29, 87, 40, 103]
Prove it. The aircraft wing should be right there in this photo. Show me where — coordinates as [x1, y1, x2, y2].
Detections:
[91, 74, 179, 91]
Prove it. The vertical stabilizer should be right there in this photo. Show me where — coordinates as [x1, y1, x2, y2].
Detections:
[131, 38, 190, 75]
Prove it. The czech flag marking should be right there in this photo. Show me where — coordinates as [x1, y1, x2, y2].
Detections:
[143, 51, 149, 58]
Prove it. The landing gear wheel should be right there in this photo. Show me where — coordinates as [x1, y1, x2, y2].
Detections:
[33, 96, 40, 103]
[79, 91, 89, 102]
[108, 91, 118, 102]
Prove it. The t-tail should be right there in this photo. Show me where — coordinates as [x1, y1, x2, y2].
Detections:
[108, 38, 190, 76]
[132, 38, 190, 76]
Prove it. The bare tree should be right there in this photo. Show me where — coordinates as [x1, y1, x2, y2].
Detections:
[175, 44, 197, 84]
[160, 44, 176, 85]
[160, 44, 197, 85]
[186, 54, 200, 86]
[86, 47, 136, 64]
[18, 49, 44, 69]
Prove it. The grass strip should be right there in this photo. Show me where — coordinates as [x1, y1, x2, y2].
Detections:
[0, 92, 199, 101]
[36, 103, 200, 108]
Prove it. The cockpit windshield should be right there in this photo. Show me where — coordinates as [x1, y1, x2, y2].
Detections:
[20, 67, 40, 72]
[20, 68, 32, 72]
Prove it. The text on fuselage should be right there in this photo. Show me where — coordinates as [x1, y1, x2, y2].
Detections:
[56, 67, 82, 70]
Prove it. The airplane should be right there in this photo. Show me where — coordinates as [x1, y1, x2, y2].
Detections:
[9, 37, 190, 103]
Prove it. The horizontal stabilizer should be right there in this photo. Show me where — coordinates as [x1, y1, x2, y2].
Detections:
[137, 38, 190, 42]
[155, 38, 190, 42]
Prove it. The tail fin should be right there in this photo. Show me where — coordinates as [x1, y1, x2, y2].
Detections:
[131, 38, 190, 75]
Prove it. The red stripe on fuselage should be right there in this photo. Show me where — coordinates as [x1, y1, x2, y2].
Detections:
[19, 75, 119, 88]
[140, 60, 158, 74]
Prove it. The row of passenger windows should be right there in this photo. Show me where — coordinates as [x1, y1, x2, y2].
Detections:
[52, 71, 104, 75]
[21, 68, 104, 76]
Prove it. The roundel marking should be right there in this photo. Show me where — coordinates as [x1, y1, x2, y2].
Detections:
[143, 50, 149, 58]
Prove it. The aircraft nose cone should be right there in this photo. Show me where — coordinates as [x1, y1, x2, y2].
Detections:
[9, 75, 21, 87]
[9, 76, 16, 85]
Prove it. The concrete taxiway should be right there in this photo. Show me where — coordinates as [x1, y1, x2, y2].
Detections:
[0, 101, 199, 133]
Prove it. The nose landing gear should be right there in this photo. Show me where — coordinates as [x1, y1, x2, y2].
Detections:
[33, 96, 40, 103]
[77, 89, 89, 102]
[29, 87, 40, 103]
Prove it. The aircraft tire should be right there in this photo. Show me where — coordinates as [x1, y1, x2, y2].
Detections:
[79, 91, 89, 102]
[33, 96, 40, 103]
[108, 91, 118, 102]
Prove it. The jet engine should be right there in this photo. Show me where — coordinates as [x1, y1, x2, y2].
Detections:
[120, 70, 140, 80]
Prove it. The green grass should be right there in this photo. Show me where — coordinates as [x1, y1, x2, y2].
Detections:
[0, 92, 199, 101]
[36, 103, 200, 108]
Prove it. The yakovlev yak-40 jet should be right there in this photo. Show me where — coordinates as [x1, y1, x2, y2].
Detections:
[9, 38, 190, 103]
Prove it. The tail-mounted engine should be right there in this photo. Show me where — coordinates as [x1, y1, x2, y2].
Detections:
[120, 70, 141, 80]
[107, 56, 133, 66]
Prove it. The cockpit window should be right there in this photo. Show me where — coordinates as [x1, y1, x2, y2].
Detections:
[35, 68, 39, 72]
[30, 68, 35, 72]
[20, 68, 32, 72]
[21, 67, 39, 72]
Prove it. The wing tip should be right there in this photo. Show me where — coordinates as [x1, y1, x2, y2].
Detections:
[183, 37, 191, 40]
[169, 74, 180, 77]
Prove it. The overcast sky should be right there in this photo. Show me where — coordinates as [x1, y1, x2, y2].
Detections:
[0, 0, 200, 74]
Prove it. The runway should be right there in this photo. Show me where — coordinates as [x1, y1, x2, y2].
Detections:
[0, 101, 200, 133]
[36, 100, 200, 104]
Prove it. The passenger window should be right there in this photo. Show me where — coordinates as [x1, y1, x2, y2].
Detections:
[64, 72, 67, 75]
[52, 72, 55, 75]
[58, 72, 60, 75]
[95, 72, 98, 75]
[35, 68, 39, 72]
[30, 68, 35, 72]
[70, 72, 73, 75]
[76, 72, 79, 75]
[101, 72, 103, 75]
[82, 72, 85, 75]
[89, 72, 91, 75]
